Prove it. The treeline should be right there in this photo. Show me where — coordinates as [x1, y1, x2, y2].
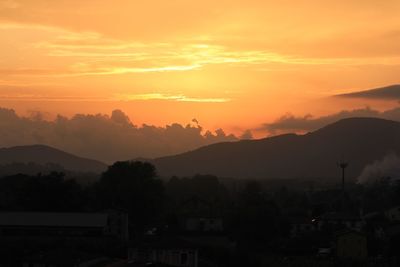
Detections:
[0, 162, 65, 177]
[0, 162, 99, 184]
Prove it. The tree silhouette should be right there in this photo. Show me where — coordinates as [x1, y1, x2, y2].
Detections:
[95, 161, 165, 235]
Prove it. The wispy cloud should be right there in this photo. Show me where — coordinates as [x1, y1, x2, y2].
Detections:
[36, 33, 290, 69]
[3, 20, 400, 80]
[115, 93, 231, 103]
[0, 93, 110, 102]
[36, 31, 400, 68]
[98, 65, 202, 74]
[0, 64, 201, 77]
[0, 91, 230, 103]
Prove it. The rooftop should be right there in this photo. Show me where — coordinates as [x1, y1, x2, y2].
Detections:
[0, 212, 108, 228]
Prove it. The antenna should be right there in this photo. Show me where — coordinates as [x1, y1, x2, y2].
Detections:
[337, 160, 349, 195]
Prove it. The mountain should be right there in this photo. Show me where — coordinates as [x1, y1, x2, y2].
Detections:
[153, 118, 400, 181]
[336, 84, 400, 100]
[0, 145, 107, 173]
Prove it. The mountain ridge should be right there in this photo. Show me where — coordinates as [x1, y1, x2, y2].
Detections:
[0, 144, 107, 173]
[152, 117, 400, 180]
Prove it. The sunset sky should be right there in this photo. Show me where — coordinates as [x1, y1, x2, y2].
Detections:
[1, 0, 400, 135]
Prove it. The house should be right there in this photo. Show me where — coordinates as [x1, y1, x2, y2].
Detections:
[0, 211, 129, 241]
[336, 230, 367, 261]
[382, 222, 400, 257]
[21, 249, 108, 267]
[317, 212, 365, 232]
[384, 206, 400, 221]
[0, 211, 129, 266]
[181, 217, 223, 233]
[290, 217, 317, 237]
[129, 237, 198, 267]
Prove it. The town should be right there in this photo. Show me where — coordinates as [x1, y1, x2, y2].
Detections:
[0, 160, 399, 266]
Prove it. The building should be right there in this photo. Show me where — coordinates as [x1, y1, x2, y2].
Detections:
[0, 211, 129, 241]
[317, 212, 365, 232]
[290, 217, 317, 237]
[384, 206, 400, 221]
[0, 211, 129, 266]
[336, 230, 367, 261]
[129, 237, 198, 267]
[21, 249, 109, 267]
[181, 217, 223, 233]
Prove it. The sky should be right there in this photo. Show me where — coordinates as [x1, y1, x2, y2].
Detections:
[1, 0, 400, 137]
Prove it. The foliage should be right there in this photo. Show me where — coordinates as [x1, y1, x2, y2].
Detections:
[94, 161, 165, 234]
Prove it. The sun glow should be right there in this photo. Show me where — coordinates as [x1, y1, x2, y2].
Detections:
[0, 0, 400, 133]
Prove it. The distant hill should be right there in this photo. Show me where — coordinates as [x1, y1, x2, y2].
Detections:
[336, 84, 400, 100]
[0, 145, 107, 173]
[153, 118, 400, 181]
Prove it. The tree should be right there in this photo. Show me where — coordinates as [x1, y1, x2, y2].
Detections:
[95, 161, 165, 235]
[227, 180, 287, 250]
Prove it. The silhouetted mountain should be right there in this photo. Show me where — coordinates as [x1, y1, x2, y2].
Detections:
[336, 84, 400, 100]
[0, 145, 107, 173]
[153, 118, 400, 181]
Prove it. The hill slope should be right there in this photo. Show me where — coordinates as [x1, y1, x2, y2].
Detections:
[153, 118, 400, 180]
[0, 145, 107, 173]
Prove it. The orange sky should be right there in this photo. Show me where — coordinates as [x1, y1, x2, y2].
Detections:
[1, 0, 400, 135]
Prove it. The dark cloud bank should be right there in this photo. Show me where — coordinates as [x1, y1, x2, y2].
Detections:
[4, 90, 400, 165]
[0, 108, 240, 163]
[335, 84, 400, 100]
[263, 105, 400, 134]
[263, 84, 400, 135]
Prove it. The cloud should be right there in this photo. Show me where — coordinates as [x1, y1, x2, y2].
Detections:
[261, 106, 400, 134]
[0, 90, 230, 103]
[0, 92, 110, 102]
[336, 84, 400, 100]
[239, 130, 253, 140]
[0, 107, 237, 163]
[0, 65, 202, 77]
[3, 18, 400, 82]
[12, 19, 400, 78]
[115, 93, 230, 103]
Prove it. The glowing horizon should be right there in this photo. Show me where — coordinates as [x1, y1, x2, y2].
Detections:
[1, 0, 400, 135]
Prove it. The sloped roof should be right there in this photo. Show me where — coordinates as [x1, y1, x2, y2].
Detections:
[131, 236, 197, 249]
[0, 212, 108, 227]
[335, 229, 366, 238]
[320, 212, 362, 221]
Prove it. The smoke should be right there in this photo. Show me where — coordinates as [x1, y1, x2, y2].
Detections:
[357, 153, 400, 184]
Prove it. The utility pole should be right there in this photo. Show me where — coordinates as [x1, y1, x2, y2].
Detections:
[337, 160, 349, 204]
[339, 162, 348, 192]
